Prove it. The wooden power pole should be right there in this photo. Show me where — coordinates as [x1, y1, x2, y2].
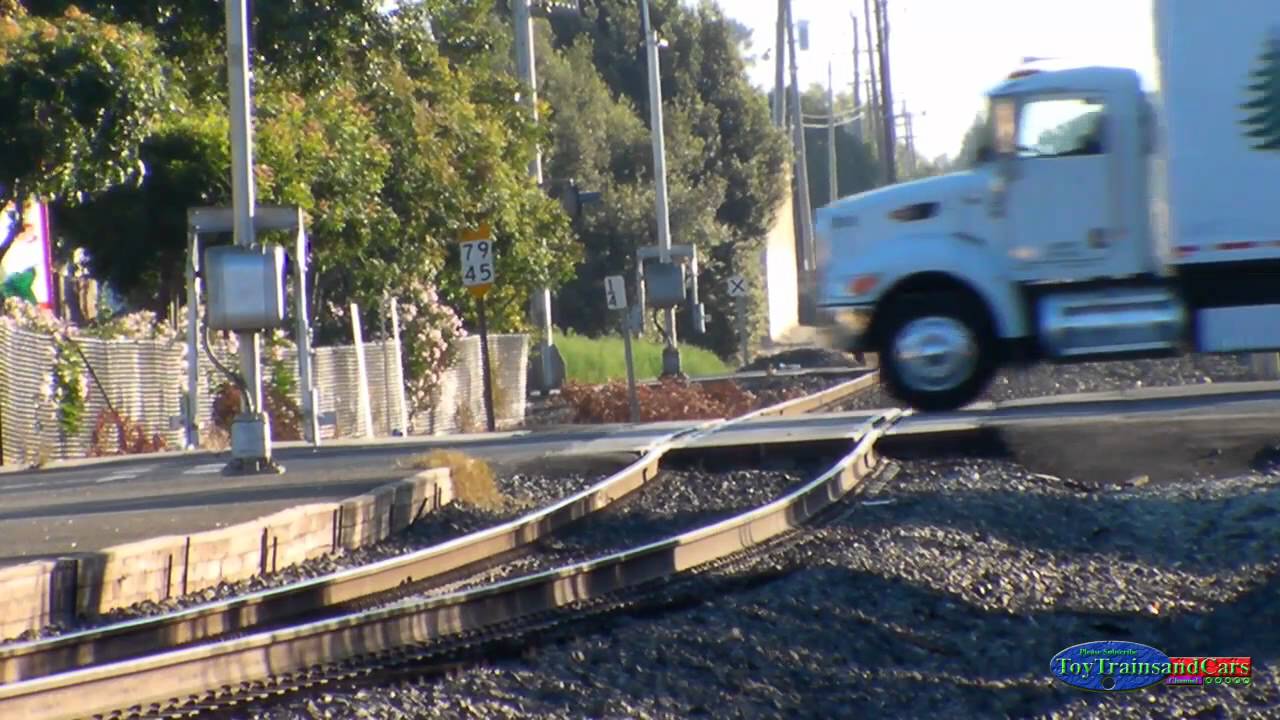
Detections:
[861, 0, 881, 167]
[874, 0, 897, 184]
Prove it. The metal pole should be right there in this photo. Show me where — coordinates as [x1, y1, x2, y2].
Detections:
[875, 0, 897, 184]
[512, 0, 558, 397]
[786, 1, 815, 273]
[390, 297, 408, 434]
[478, 297, 496, 433]
[641, 0, 680, 375]
[774, 0, 787, 127]
[851, 14, 863, 142]
[185, 231, 200, 450]
[294, 222, 318, 446]
[224, 0, 267, 461]
[621, 315, 640, 424]
[828, 61, 838, 204]
[381, 293, 393, 436]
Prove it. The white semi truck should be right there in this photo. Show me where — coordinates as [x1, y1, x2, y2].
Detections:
[814, 0, 1280, 411]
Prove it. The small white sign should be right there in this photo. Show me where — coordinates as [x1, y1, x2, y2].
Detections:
[604, 275, 627, 310]
[461, 237, 495, 292]
[727, 275, 747, 298]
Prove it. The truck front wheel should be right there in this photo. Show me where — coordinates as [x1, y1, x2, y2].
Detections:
[877, 293, 997, 411]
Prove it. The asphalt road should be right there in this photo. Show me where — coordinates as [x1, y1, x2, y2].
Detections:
[0, 423, 691, 568]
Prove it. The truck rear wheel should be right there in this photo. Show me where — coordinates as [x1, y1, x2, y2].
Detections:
[878, 292, 997, 411]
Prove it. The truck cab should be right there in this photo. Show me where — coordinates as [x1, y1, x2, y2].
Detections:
[816, 0, 1280, 411]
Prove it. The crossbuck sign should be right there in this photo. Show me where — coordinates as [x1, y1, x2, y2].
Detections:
[727, 275, 747, 298]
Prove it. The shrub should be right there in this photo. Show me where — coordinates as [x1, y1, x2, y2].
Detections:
[411, 449, 504, 510]
[560, 377, 756, 423]
[211, 381, 302, 441]
[91, 409, 167, 456]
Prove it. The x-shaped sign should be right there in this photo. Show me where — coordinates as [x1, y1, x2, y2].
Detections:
[727, 275, 747, 298]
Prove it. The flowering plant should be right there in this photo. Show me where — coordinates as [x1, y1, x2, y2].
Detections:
[397, 280, 466, 428]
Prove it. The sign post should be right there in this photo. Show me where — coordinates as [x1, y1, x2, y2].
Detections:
[605, 275, 640, 423]
[728, 275, 750, 366]
[461, 225, 497, 433]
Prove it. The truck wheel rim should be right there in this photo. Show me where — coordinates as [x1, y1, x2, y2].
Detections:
[892, 316, 978, 393]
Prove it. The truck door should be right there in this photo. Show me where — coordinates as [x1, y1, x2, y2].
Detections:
[1001, 96, 1118, 280]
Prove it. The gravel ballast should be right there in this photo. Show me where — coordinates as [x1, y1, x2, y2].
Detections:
[395, 458, 836, 599]
[243, 443, 1278, 718]
[835, 353, 1262, 411]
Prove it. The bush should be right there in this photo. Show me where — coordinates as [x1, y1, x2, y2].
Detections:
[560, 377, 756, 423]
[90, 409, 167, 456]
[211, 382, 302, 442]
[554, 330, 730, 384]
[411, 449, 504, 510]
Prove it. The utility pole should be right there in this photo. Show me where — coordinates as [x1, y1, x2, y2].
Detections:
[827, 61, 838, 204]
[851, 13, 862, 142]
[862, 0, 881, 166]
[786, 0, 815, 276]
[903, 100, 917, 176]
[874, 0, 897, 184]
[641, 0, 680, 374]
[774, 0, 787, 128]
[512, 0, 562, 397]
[224, 0, 267, 464]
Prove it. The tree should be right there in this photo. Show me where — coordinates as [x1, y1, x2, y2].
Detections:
[800, 84, 881, 209]
[0, 6, 172, 265]
[543, 0, 790, 358]
[27, 0, 579, 342]
[955, 110, 991, 168]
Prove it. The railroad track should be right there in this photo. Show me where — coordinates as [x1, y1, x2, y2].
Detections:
[0, 370, 881, 716]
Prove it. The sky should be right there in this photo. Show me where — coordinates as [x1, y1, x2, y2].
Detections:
[712, 0, 1160, 161]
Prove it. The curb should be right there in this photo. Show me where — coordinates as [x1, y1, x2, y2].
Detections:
[0, 468, 453, 641]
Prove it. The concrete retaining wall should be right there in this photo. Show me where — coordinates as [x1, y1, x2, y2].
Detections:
[0, 468, 453, 640]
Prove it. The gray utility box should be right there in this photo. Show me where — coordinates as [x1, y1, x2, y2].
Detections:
[205, 245, 287, 331]
[642, 260, 686, 309]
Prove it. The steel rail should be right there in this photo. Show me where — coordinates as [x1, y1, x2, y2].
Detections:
[0, 370, 879, 685]
[0, 409, 902, 720]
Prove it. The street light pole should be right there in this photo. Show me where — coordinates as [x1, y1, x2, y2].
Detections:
[224, 0, 266, 451]
[641, 0, 680, 376]
[512, 0, 561, 397]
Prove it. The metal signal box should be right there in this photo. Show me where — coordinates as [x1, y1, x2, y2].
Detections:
[205, 245, 287, 331]
[642, 259, 686, 309]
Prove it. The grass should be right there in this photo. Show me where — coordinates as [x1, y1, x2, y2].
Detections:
[553, 330, 730, 384]
[411, 449, 505, 510]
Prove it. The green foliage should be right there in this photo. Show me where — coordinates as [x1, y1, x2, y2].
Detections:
[0, 6, 173, 263]
[554, 330, 728, 384]
[955, 111, 992, 169]
[541, 0, 789, 360]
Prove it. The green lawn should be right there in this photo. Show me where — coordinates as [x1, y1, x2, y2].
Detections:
[553, 330, 729, 384]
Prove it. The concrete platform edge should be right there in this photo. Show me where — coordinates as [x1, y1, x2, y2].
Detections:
[0, 468, 455, 641]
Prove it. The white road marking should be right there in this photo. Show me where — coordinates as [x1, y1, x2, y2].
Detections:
[94, 464, 156, 484]
[183, 463, 225, 476]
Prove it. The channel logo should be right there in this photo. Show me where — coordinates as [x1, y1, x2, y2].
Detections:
[1050, 641, 1252, 691]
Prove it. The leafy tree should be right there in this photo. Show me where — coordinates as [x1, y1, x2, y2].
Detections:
[955, 110, 991, 168]
[800, 84, 881, 209]
[0, 6, 172, 264]
[544, 0, 789, 358]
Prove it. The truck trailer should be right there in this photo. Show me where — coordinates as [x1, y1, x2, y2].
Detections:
[814, 0, 1280, 411]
